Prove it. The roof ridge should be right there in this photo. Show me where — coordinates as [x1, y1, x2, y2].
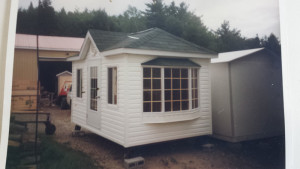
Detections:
[157, 28, 216, 54]
[219, 47, 264, 54]
[126, 28, 161, 48]
[88, 29, 129, 35]
[129, 28, 156, 36]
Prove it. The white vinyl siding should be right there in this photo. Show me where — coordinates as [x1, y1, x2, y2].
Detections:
[71, 43, 126, 145]
[71, 38, 212, 148]
[124, 55, 212, 147]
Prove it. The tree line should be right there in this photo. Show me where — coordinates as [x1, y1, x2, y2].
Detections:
[17, 0, 281, 55]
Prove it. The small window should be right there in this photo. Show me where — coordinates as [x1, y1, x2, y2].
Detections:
[192, 68, 199, 109]
[143, 68, 161, 112]
[76, 69, 82, 98]
[108, 67, 117, 104]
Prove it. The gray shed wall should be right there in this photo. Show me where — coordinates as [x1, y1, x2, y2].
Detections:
[211, 63, 233, 138]
[230, 51, 284, 139]
[211, 50, 284, 142]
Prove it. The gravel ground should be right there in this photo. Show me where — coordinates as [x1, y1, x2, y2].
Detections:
[35, 106, 284, 169]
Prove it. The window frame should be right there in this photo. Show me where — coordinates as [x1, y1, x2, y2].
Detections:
[142, 66, 200, 113]
[143, 67, 162, 112]
[76, 69, 82, 98]
[108, 67, 118, 105]
[89, 66, 98, 111]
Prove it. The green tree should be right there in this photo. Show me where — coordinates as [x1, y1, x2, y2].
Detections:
[16, 2, 38, 34]
[144, 0, 166, 29]
[114, 6, 146, 32]
[215, 21, 245, 52]
[38, 0, 58, 35]
[261, 33, 281, 55]
[244, 35, 261, 49]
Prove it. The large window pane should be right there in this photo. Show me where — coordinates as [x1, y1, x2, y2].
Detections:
[172, 79, 180, 89]
[173, 101, 180, 111]
[172, 68, 180, 78]
[143, 91, 151, 101]
[164, 68, 171, 78]
[165, 102, 171, 112]
[143, 79, 151, 89]
[143, 103, 151, 112]
[173, 90, 180, 100]
[143, 68, 151, 78]
[152, 68, 161, 78]
[165, 90, 171, 100]
[153, 102, 161, 112]
[165, 79, 171, 89]
[181, 79, 188, 89]
[182, 90, 188, 100]
[182, 101, 189, 110]
[152, 91, 161, 101]
[153, 79, 161, 89]
[181, 69, 188, 78]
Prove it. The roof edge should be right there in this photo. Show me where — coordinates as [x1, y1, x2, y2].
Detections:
[212, 48, 265, 63]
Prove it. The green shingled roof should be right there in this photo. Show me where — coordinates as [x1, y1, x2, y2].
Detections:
[88, 28, 216, 54]
[142, 58, 201, 67]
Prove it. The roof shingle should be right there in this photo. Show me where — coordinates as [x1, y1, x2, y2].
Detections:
[88, 28, 216, 54]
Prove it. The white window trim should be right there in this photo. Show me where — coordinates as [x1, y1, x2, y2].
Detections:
[107, 66, 119, 108]
[142, 66, 201, 123]
[74, 66, 85, 101]
[76, 68, 83, 98]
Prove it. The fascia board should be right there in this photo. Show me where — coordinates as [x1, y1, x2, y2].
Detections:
[100, 48, 217, 58]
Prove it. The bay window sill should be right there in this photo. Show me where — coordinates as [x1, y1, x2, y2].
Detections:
[142, 108, 201, 123]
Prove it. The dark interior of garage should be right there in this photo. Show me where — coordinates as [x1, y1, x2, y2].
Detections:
[39, 61, 72, 95]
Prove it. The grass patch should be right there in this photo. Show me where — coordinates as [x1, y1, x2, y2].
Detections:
[38, 136, 99, 169]
[6, 136, 99, 169]
[6, 146, 22, 169]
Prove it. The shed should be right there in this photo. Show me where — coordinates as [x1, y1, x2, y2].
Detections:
[211, 48, 284, 142]
[56, 71, 72, 96]
[68, 28, 217, 147]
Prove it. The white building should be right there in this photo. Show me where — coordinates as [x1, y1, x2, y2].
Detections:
[68, 28, 217, 147]
[211, 48, 284, 142]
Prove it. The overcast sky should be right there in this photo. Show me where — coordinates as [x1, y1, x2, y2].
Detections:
[19, 0, 280, 38]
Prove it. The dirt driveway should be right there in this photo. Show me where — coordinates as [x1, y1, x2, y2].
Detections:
[41, 106, 285, 169]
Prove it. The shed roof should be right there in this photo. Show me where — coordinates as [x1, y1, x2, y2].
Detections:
[15, 34, 84, 52]
[89, 28, 216, 55]
[211, 48, 265, 63]
[56, 71, 72, 77]
[142, 58, 200, 67]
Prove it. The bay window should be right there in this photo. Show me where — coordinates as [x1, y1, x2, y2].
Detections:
[143, 67, 199, 113]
